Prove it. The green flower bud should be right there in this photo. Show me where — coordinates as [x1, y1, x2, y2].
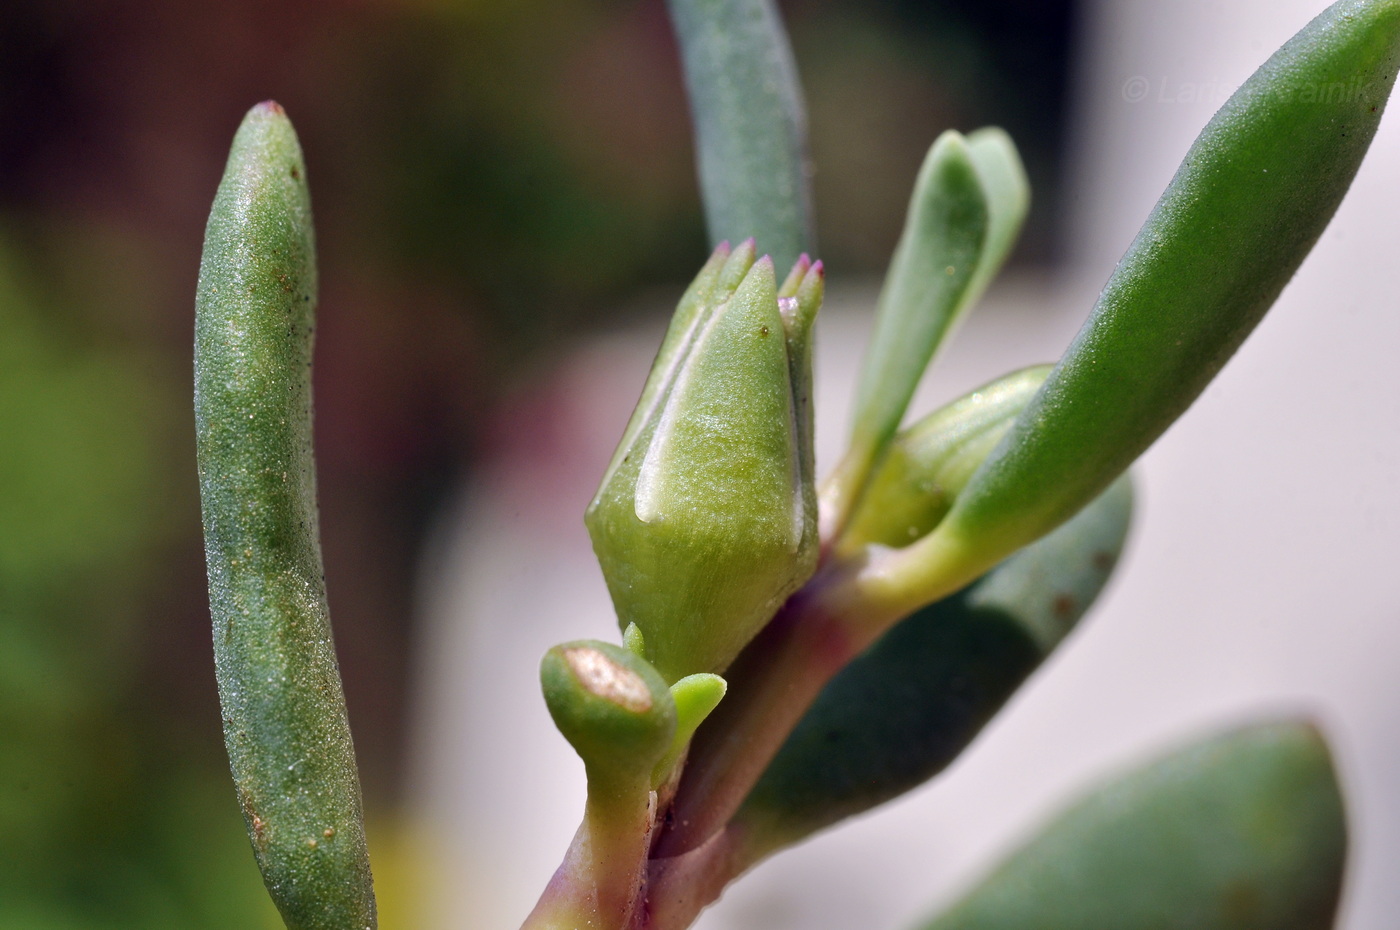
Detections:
[540, 641, 677, 787]
[837, 365, 1049, 556]
[586, 242, 824, 682]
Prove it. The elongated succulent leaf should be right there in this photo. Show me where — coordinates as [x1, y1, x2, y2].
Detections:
[736, 476, 1132, 859]
[918, 722, 1347, 930]
[195, 102, 376, 930]
[846, 132, 990, 472]
[907, 0, 1400, 591]
[667, 0, 814, 269]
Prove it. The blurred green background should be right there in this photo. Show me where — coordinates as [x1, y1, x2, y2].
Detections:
[0, 0, 1073, 925]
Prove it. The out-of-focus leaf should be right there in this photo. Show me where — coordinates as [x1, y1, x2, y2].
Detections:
[917, 721, 1347, 930]
[666, 0, 814, 270]
[963, 127, 1030, 300]
[828, 129, 1028, 536]
[736, 476, 1131, 859]
[836, 133, 987, 504]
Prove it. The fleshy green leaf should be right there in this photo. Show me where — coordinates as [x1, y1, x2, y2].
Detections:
[541, 641, 677, 788]
[667, 0, 814, 269]
[195, 101, 376, 930]
[654, 673, 729, 786]
[827, 130, 1028, 536]
[841, 133, 988, 483]
[883, 0, 1400, 608]
[736, 475, 1132, 860]
[917, 721, 1347, 930]
[963, 127, 1031, 309]
[837, 365, 1049, 556]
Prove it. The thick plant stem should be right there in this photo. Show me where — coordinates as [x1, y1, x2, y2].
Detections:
[650, 535, 1006, 850]
[647, 477, 1134, 914]
[651, 525, 1034, 860]
[649, 542, 966, 859]
[653, 582, 869, 858]
[644, 826, 750, 930]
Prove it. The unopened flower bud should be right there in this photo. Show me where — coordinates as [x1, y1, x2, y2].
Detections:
[586, 242, 824, 682]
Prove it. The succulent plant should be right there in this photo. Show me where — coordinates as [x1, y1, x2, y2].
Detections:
[193, 1, 1400, 928]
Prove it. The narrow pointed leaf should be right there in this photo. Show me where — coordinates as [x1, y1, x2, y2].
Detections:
[918, 722, 1347, 930]
[654, 672, 729, 785]
[195, 102, 376, 930]
[897, 0, 1400, 600]
[667, 0, 813, 269]
[846, 132, 989, 470]
[736, 476, 1132, 859]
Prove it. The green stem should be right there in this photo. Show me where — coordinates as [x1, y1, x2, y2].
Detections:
[523, 775, 657, 930]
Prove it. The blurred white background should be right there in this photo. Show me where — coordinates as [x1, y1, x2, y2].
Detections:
[407, 1, 1400, 927]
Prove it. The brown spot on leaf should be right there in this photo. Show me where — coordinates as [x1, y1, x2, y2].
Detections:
[565, 646, 652, 712]
[236, 784, 270, 850]
[1052, 593, 1077, 619]
[1222, 880, 1262, 923]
